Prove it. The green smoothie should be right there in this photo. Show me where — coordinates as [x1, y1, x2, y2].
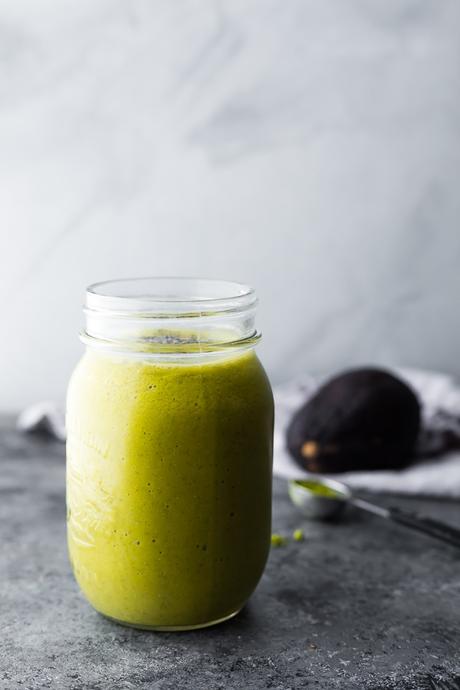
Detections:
[66, 347, 273, 629]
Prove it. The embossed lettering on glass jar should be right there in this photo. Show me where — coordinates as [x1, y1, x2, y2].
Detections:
[66, 278, 274, 630]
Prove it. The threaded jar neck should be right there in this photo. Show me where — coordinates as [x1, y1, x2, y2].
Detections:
[82, 277, 260, 357]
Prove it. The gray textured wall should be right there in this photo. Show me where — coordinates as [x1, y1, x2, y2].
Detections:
[1, 0, 460, 410]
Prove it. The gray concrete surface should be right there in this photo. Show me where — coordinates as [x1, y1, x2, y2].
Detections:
[1, 417, 460, 690]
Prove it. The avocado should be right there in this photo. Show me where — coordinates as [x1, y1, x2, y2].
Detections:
[286, 367, 421, 473]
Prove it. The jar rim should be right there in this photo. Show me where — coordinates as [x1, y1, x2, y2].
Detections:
[83, 277, 260, 356]
[86, 277, 256, 316]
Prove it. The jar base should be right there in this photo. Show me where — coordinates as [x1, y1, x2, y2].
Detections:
[100, 607, 242, 632]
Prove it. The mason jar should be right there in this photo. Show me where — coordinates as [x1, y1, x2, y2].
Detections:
[66, 277, 274, 630]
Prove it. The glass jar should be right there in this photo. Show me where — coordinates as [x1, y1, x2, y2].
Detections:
[66, 277, 274, 630]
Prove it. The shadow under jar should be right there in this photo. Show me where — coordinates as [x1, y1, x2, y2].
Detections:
[66, 277, 274, 630]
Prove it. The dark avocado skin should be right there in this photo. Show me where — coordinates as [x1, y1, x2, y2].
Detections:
[286, 367, 421, 473]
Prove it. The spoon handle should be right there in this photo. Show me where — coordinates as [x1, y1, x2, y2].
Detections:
[389, 507, 460, 549]
[351, 497, 460, 548]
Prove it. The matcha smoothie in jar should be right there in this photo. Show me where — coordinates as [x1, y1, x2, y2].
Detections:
[66, 278, 274, 630]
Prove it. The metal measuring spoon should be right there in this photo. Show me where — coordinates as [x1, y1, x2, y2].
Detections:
[288, 477, 460, 548]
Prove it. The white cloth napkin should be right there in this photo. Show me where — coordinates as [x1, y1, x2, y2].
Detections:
[17, 401, 66, 442]
[274, 368, 460, 497]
